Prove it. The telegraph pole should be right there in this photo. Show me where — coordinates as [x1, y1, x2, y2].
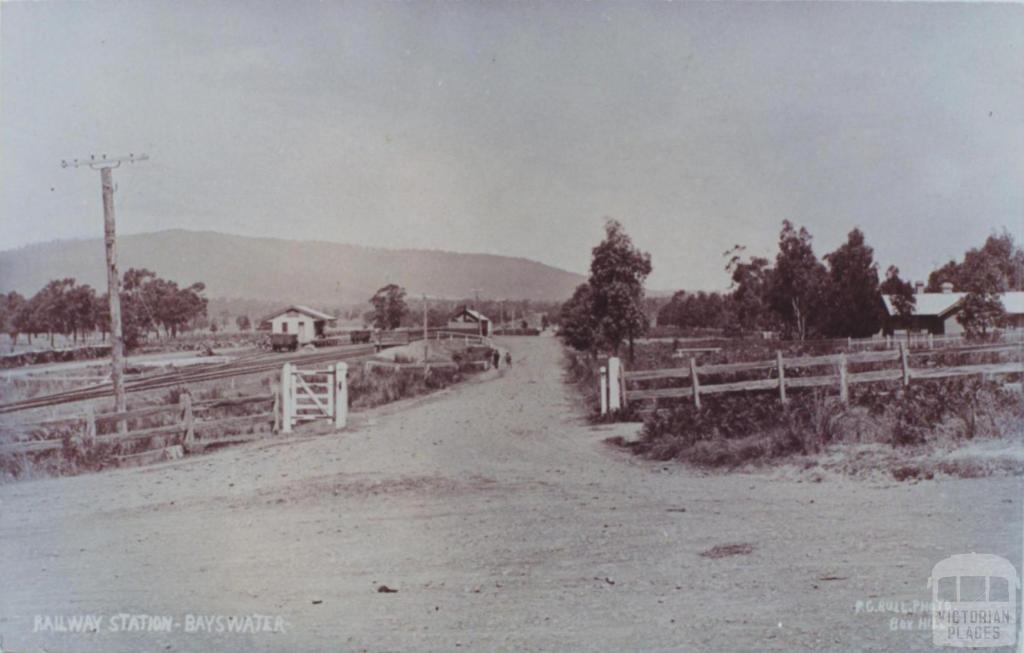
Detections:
[62, 154, 149, 429]
[422, 294, 429, 361]
[468, 289, 483, 336]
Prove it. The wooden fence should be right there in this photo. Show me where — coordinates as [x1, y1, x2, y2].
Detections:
[601, 342, 1024, 416]
[846, 331, 1024, 351]
[373, 328, 492, 351]
[0, 350, 484, 468]
[0, 390, 279, 464]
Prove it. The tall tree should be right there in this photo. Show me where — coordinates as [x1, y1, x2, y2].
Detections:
[960, 232, 1019, 293]
[559, 283, 598, 352]
[927, 230, 1024, 292]
[155, 281, 208, 337]
[926, 260, 962, 292]
[880, 265, 917, 324]
[113, 268, 208, 347]
[822, 228, 883, 338]
[64, 283, 98, 343]
[0, 292, 26, 347]
[724, 246, 776, 332]
[588, 219, 652, 358]
[957, 254, 1006, 338]
[16, 291, 46, 344]
[767, 221, 827, 340]
[33, 278, 77, 346]
[657, 291, 730, 331]
[369, 284, 408, 330]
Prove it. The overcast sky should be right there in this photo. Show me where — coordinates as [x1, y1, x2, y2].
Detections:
[1, 1, 1021, 290]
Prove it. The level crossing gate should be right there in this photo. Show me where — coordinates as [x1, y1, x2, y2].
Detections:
[280, 362, 348, 432]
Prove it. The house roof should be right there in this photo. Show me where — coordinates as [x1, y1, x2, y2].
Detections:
[451, 307, 489, 322]
[262, 305, 336, 322]
[882, 291, 1024, 317]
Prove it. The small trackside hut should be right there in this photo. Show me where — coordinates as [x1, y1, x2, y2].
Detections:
[263, 305, 336, 351]
[447, 306, 492, 337]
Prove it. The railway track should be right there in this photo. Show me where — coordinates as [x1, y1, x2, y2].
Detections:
[0, 344, 376, 415]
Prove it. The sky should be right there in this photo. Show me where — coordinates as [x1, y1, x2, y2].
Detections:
[1, 1, 1021, 291]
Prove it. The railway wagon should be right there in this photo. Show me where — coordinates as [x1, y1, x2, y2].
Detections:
[349, 330, 372, 344]
[270, 333, 299, 352]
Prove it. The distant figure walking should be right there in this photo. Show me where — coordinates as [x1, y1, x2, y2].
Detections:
[505, 351, 512, 366]
[492, 350, 500, 369]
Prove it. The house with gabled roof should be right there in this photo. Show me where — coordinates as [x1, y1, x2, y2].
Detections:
[260, 305, 336, 345]
[882, 282, 1024, 335]
[447, 306, 491, 337]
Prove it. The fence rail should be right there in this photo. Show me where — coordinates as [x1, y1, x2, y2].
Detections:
[601, 342, 1023, 416]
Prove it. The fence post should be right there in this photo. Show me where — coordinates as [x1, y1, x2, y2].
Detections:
[271, 380, 281, 433]
[334, 362, 348, 429]
[900, 342, 910, 386]
[281, 363, 293, 434]
[690, 357, 701, 409]
[619, 360, 629, 410]
[180, 390, 195, 451]
[838, 352, 849, 404]
[608, 357, 622, 413]
[599, 366, 608, 416]
[83, 405, 97, 450]
[777, 351, 787, 404]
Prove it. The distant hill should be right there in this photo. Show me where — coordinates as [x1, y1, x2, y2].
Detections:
[0, 230, 586, 304]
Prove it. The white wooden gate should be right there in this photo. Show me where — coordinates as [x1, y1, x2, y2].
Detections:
[280, 362, 348, 432]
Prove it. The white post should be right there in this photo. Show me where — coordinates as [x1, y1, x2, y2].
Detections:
[690, 357, 701, 409]
[599, 366, 608, 416]
[281, 362, 293, 434]
[838, 352, 849, 405]
[777, 350, 787, 404]
[334, 362, 348, 429]
[900, 342, 910, 387]
[608, 357, 622, 412]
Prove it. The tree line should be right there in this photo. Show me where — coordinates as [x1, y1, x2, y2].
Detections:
[717, 224, 1021, 339]
[0, 268, 208, 350]
[561, 220, 1023, 356]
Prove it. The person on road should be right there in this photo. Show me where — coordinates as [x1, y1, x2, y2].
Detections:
[492, 350, 500, 369]
[505, 351, 512, 366]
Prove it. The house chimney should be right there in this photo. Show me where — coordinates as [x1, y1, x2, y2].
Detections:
[941, 281, 954, 294]
[914, 281, 925, 294]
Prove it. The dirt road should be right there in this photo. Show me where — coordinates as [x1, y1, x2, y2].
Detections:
[1, 336, 1021, 652]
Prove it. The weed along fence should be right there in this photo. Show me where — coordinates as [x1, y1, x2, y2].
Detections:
[600, 342, 1024, 417]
